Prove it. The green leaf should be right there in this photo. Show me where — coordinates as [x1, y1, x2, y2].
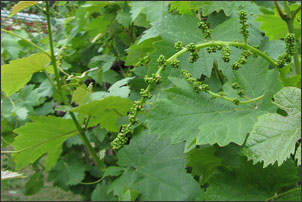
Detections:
[108, 77, 134, 98]
[204, 158, 300, 201]
[275, 187, 302, 201]
[103, 166, 125, 177]
[169, 1, 247, 16]
[212, 17, 262, 46]
[1, 118, 13, 133]
[186, 146, 222, 185]
[147, 57, 281, 147]
[102, 70, 123, 85]
[168, 1, 198, 15]
[9, 1, 38, 17]
[24, 172, 44, 195]
[86, 14, 114, 40]
[133, 13, 150, 28]
[139, 14, 202, 44]
[72, 84, 92, 105]
[12, 116, 77, 170]
[255, 10, 301, 40]
[48, 152, 86, 189]
[1, 32, 22, 59]
[279, 64, 301, 87]
[91, 182, 116, 201]
[120, 187, 140, 201]
[88, 55, 115, 72]
[260, 38, 285, 60]
[72, 96, 133, 132]
[125, 37, 160, 66]
[198, 1, 247, 16]
[109, 131, 201, 201]
[242, 87, 301, 167]
[116, 3, 132, 27]
[1, 53, 51, 96]
[130, 1, 169, 23]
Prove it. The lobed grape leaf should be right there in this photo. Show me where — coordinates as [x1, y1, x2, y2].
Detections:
[139, 14, 203, 44]
[275, 187, 302, 201]
[125, 37, 160, 66]
[72, 96, 133, 132]
[204, 158, 300, 201]
[186, 146, 222, 185]
[12, 116, 78, 170]
[169, 1, 247, 16]
[24, 172, 44, 195]
[129, 1, 169, 23]
[109, 131, 201, 201]
[48, 152, 86, 190]
[147, 57, 282, 147]
[241, 87, 301, 167]
[91, 182, 116, 201]
[255, 9, 301, 40]
[198, 1, 247, 16]
[1, 53, 51, 96]
[72, 84, 92, 105]
[9, 1, 38, 17]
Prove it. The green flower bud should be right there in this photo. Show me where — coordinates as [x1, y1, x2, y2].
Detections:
[140, 89, 152, 99]
[232, 98, 240, 105]
[232, 82, 241, 90]
[171, 59, 180, 68]
[189, 51, 199, 63]
[157, 55, 167, 66]
[222, 46, 231, 62]
[284, 33, 296, 55]
[174, 41, 183, 51]
[237, 89, 245, 97]
[186, 43, 197, 52]
[111, 133, 128, 150]
[239, 11, 249, 40]
[219, 91, 225, 96]
[197, 21, 212, 39]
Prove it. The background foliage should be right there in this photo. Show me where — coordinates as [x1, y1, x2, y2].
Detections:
[1, 1, 301, 201]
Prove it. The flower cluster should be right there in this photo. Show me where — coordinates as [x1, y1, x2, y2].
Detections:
[140, 88, 152, 99]
[239, 11, 249, 40]
[276, 33, 296, 68]
[206, 45, 222, 54]
[186, 43, 199, 63]
[157, 55, 167, 66]
[111, 133, 128, 150]
[231, 50, 251, 70]
[197, 21, 212, 39]
[174, 41, 183, 51]
[232, 98, 240, 105]
[144, 73, 162, 84]
[170, 59, 180, 68]
[222, 46, 231, 62]
[284, 33, 296, 55]
[181, 70, 210, 93]
[232, 82, 245, 97]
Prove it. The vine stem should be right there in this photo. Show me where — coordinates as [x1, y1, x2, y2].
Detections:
[276, 2, 301, 76]
[44, 1, 103, 170]
[129, 40, 274, 124]
[208, 91, 264, 104]
[265, 187, 300, 201]
[273, 1, 286, 20]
